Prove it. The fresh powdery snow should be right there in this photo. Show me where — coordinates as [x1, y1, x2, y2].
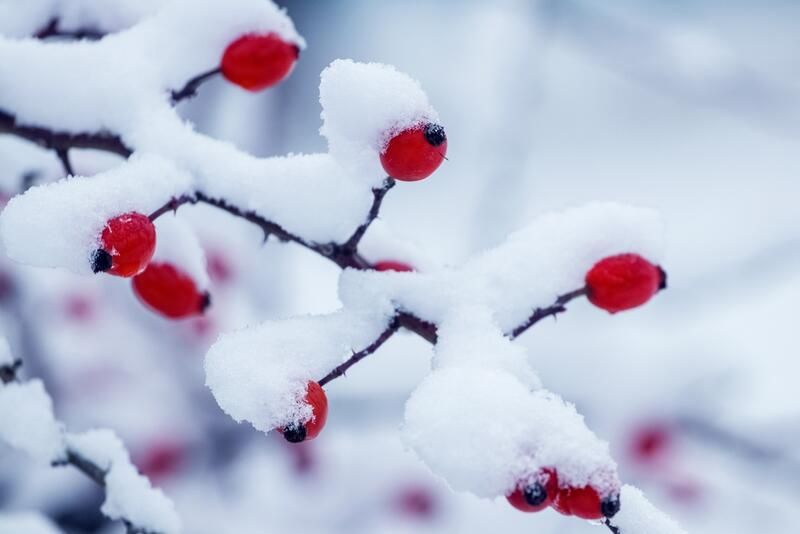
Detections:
[0, 379, 65, 463]
[615, 485, 689, 534]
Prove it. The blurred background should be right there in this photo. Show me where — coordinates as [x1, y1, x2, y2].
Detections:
[2, 0, 799, 532]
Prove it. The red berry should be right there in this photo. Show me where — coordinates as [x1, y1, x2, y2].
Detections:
[221, 33, 299, 91]
[507, 468, 558, 513]
[380, 123, 447, 181]
[132, 262, 210, 319]
[553, 486, 620, 520]
[280, 381, 328, 443]
[136, 440, 185, 481]
[585, 253, 665, 313]
[630, 423, 673, 463]
[92, 212, 156, 277]
[374, 260, 414, 273]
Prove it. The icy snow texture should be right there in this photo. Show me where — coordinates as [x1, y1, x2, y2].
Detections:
[67, 429, 181, 534]
[0, 380, 65, 463]
[1, 155, 191, 274]
[151, 216, 209, 288]
[206, 202, 659, 499]
[0, 513, 63, 534]
[615, 485, 689, 534]
[0, 1, 440, 268]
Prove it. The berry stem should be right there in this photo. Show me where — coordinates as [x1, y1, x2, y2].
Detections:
[342, 177, 395, 252]
[170, 68, 223, 104]
[509, 286, 588, 339]
[604, 519, 622, 533]
[318, 318, 401, 386]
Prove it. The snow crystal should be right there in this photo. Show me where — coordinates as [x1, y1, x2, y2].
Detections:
[1, 154, 191, 274]
[614, 485, 688, 534]
[0, 513, 63, 534]
[403, 367, 618, 498]
[151, 215, 209, 289]
[320, 59, 440, 181]
[67, 429, 181, 534]
[0, 380, 65, 463]
[206, 309, 393, 433]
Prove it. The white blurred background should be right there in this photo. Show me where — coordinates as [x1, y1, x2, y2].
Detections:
[2, 1, 799, 532]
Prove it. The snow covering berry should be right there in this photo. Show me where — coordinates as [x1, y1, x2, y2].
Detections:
[380, 123, 448, 181]
[506, 468, 558, 513]
[221, 33, 300, 91]
[585, 253, 666, 313]
[374, 260, 414, 272]
[280, 381, 328, 443]
[92, 212, 156, 277]
[132, 262, 210, 319]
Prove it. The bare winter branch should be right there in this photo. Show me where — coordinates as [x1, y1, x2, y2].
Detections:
[509, 286, 589, 339]
[170, 68, 223, 104]
[34, 19, 105, 41]
[319, 318, 401, 386]
[342, 177, 396, 252]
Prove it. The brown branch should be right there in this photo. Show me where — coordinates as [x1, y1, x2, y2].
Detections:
[509, 286, 588, 339]
[35, 18, 104, 41]
[342, 177, 395, 252]
[0, 109, 132, 158]
[318, 319, 401, 386]
[170, 68, 222, 104]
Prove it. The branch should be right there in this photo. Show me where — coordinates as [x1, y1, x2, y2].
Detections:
[170, 68, 222, 104]
[342, 177, 395, 252]
[509, 286, 588, 339]
[318, 318, 401, 386]
[35, 18, 105, 41]
[605, 519, 622, 533]
[0, 359, 21, 384]
[0, 109, 132, 158]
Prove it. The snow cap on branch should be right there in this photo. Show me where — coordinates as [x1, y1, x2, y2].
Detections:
[67, 429, 182, 534]
[0, 379, 65, 463]
[615, 485, 689, 534]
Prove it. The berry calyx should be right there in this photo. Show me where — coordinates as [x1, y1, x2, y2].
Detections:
[374, 260, 414, 273]
[601, 494, 621, 518]
[92, 212, 156, 277]
[585, 253, 665, 313]
[280, 381, 328, 443]
[380, 122, 448, 182]
[506, 468, 558, 513]
[132, 262, 210, 319]
[221, 33, 299, 91]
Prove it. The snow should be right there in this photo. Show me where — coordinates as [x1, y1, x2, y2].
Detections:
[614, 485, 688, 534]
[67, 429, 182, 534]
[0, 380, 65, 463]
[0, 513, 63, 534]
[1, 154, 191, 274]
[0, 337, 13, 367]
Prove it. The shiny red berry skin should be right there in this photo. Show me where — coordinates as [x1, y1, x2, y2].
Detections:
[221, 33, 299, 91]
[507, 468, 559, 513]
[374, 260, 414, 273]
[585, 253, 665, 313]
[380, 123, 447, 181]
[94, 212, 156, 277]
[280, 381, 328, 443]
[553, 486, 610, 520]
[132, 262, 209, 319]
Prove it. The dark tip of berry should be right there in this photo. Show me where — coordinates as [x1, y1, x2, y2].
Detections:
[199, 292, 212, 313]
[423, 123, 446, 147]
[90, 249, 112, 273]
[523, 482, 548, 507]
[283, 423, 307, 443]
[292, 44, 301, 58]
[601, 495, 621, 518]
[657, 266, 668, 291]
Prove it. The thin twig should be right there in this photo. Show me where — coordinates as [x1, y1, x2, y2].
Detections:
[509, 286, 588, 339]
[34, 18, 104, 41]
[0, 109, 132, 158]
[55, 148, 74, 176]
[604, 519, 622, 533]
[342, 177, 395, 252]
[170, 68, 222, 104]
[318, 319, 401, 386]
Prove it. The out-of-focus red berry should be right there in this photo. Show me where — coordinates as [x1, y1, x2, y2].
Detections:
[136, 440, 185, 481]
[132, 262, 209, 319]
[630, 423, 673, 463]
[380, 123, 447, 181]
[374, 260, 414, 273]
[221, 33, 299, 91]
[92, 212, 156, 277]
[396, 485, 438, 520]
[585, 253, 665, 313]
